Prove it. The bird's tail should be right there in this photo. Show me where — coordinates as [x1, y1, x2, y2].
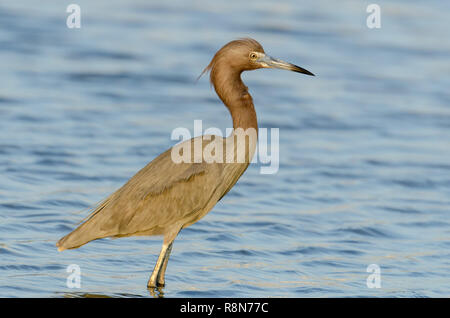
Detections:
[56, 226, 86, 252]
[56, 198, 111, 252]
[56, 219, 101, 251]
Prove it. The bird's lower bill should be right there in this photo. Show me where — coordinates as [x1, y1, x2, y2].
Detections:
[258, 54, 315, 76]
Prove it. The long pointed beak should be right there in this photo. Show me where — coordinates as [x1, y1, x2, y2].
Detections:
[258, 54, 315, 76]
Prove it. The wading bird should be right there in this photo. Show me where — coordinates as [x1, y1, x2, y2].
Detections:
[57, 38, 314, 288]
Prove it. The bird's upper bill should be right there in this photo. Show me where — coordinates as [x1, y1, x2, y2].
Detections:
[255, 52, 315, 76]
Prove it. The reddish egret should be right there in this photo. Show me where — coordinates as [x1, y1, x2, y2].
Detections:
[57, 38, 314, 288]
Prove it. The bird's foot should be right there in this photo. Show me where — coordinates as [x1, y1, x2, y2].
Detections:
[157, 281, 165, 288]
[147, 286, 165, 298]
[147, 275, 165, 297]
[147, 276, 165, 289]
[147, 281, 165, 288]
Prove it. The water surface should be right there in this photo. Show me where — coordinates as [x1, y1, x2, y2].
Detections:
[0, 0, 449, 297]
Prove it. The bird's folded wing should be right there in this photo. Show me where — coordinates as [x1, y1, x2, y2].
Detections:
[76, 139, 224, 238]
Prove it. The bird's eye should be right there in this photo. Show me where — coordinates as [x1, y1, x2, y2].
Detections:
[249, 53, 258, 60]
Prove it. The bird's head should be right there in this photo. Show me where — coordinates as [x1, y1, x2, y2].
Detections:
[200, 38, 314, 80]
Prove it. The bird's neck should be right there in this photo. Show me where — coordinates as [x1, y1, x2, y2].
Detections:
[211, 67, 258, 165]
[212, 69, 258, 133]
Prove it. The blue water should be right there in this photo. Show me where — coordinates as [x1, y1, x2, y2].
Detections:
[1, 0, 449, 297]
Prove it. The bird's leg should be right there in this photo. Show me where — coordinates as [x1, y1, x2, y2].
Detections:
[147, 242, 171, 288]
[148, 226, 181, 288]
[156, 242, 173, 287]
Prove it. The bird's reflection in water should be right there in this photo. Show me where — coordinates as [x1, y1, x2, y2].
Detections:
[148, 286, 165, 298]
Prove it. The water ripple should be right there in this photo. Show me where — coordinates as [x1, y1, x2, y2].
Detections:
[0, 0, 449, 298]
